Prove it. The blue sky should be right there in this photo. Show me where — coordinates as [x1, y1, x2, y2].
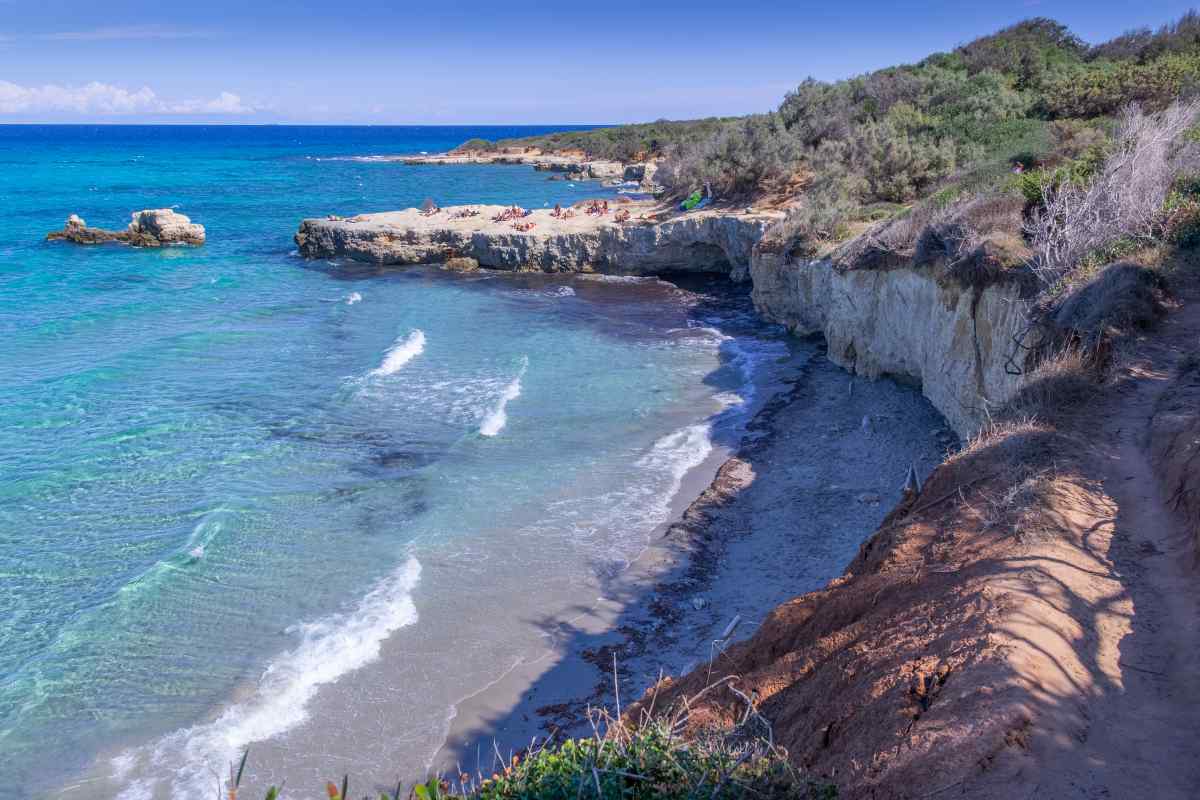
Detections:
[0, 1, 1195, 123]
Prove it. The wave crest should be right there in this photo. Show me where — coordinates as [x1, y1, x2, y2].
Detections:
[371, 330, 425, 376]
[113, 557, 422, 799]
[479, 357, 527, 437]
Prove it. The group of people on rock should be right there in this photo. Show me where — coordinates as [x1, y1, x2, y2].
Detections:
[550, 204, 576, 219]
[491, 206, 529, 223]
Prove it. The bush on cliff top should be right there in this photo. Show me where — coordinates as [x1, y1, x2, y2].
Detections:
[487, 118, 736, 162]
[489, 10, 1200, 213]
[451, 138, 496, 153]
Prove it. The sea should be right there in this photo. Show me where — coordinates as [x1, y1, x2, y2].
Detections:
[0, 125, 799, 799]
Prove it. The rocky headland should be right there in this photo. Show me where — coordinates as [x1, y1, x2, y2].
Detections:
[47, 209, 206, 247]
[295, 201, 774, 280]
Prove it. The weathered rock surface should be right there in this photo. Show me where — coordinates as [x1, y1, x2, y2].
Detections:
[47, 209, 205, 247]
[750, 247, 1031, 436]
[129, 209, 206, 245]
[295, 203, 776, 280]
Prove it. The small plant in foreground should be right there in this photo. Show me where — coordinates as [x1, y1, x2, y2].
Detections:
[218, 673, 831, 800]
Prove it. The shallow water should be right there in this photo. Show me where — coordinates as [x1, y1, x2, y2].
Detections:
[0, 126, 799, 798]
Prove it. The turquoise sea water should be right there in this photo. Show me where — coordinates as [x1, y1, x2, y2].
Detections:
[0, 126, 794, 799]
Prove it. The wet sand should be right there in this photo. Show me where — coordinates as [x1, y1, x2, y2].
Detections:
[431, 339, 954, 779]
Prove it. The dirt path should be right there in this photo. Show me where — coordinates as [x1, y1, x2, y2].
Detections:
[1029, 295, 1200, 798]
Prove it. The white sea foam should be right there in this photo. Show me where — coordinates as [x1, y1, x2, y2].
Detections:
[637, 423, 714, 512]
[479, 357, 527, 437]
[370, 330, 425, 376]
[545, 286, 575, 297]
[581, 274, 655, 284]
[112, 557, 422, 800]
[346, 291, 363, 305]
[311, 154, 406, 163]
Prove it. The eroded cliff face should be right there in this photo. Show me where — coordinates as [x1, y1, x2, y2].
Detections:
[750, 249, 1031, 437]
[294, 205, 773, 280]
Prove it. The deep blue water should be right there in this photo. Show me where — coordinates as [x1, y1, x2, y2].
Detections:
[0, 126, 793, 799]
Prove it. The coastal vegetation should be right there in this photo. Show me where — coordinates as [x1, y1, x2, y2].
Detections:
[480, 12, 1200, 269]
[452, 118, 737, 162]
[225, 691, 833, 800]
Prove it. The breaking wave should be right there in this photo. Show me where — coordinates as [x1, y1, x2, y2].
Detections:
[479, 357, 528, 437]
[112, 558, 423, 800]
[370, 330, 425, 376]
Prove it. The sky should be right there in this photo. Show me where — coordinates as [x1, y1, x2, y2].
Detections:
[0, 1, 1196, 124]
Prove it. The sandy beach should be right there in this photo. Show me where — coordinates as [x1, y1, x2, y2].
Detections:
[430, 333, 953, 778]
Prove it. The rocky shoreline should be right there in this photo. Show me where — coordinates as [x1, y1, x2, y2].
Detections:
[295, 202, 776, 280]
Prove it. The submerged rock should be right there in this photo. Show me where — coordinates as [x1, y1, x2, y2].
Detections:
[47, 209, 205, 247]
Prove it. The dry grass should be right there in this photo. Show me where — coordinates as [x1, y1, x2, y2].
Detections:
[1026, 100, 1200, 288]
[830, 190, 1033, 289]
[1001, 347, 1100, 422]
[914, 193, 1026, 266]
[1050, 261, 1171, 343]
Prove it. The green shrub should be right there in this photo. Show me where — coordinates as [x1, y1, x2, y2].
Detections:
[484, 119, 737, 162]
[765, 167, 861, 257]
[219, 699, 833, 800]
[1164, 176, 1200, 247]
[1010, 140, 1111, 207]
[452, 138, 496, 153]
[848, 120, 959, 202]
[656, 114, 802, 198]
[955, 18, 1086, 87]
[1088, 10, 1200, 63]
[1039, 52, 1200, 118]
[463, 720, 830, 800]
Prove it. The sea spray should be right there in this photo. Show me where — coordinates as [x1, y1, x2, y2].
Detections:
[112, 557, 422, 800]
[346, 292, 362, 305]
[371, 330, 425, 376]
[479, 357, 528, 437]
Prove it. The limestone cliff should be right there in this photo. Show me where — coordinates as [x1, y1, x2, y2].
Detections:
[749, 248, 1031, 437]
[294, 204, 774, 280]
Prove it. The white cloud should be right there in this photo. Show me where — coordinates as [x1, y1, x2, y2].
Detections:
[0, 80, 255, 115]
[167, 91, 252, 114]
